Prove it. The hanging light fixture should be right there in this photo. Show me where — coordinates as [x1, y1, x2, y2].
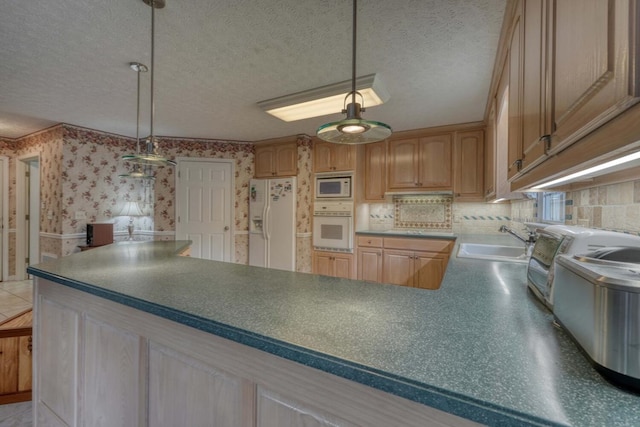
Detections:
[123, 0, 176, 166]
[316, 0, 392, 144]
[120, 62, 156, 179]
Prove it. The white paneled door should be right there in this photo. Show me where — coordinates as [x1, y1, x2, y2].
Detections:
[176, 159, 233, 262]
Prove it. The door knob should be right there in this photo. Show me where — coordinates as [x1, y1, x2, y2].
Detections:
[224, 226, 230, 231]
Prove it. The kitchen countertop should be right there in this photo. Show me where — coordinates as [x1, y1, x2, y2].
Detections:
[27, 238, 640, 427]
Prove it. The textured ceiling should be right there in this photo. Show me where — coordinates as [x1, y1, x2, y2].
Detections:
[0, 0, 506, 141]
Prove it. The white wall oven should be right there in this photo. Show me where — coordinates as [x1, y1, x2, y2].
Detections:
[314, 172, 353, 199]
[313, 201, 353, 252]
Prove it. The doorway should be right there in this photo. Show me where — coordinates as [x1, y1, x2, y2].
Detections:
[175, 158, 234, 262]
[16, 155, 40, 280]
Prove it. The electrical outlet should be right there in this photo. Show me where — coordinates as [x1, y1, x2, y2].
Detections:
[75, 211, 86, 220]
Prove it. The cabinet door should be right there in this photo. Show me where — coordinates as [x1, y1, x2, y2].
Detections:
[521, 0, 549, 171]
[507, 6, 523, 180]
[551, 0, 639, 150]
[18, 335, 32, 392]
[453, 130, 484, 201]
[313, 142, 334, 172]
[418, 134, 452, 189]
[413, 253, 449, 290]
[331, 144, 356, 171]
[255, 145, 275, 178]
[484, 102, 496, 199]
[0, 337, 18, 394]
[357, 248, 383, 282]
[312, 252, 334, 277]
[382, 250, 414, 287]
[333, 254, 353, 279]
[364, 141, 387, 200]
[275, 143, 298, 176]
[387, 139, 419, 189]
[257, 387, 357, 427]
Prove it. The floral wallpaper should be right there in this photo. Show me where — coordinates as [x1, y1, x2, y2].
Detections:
[2, 125, 312, 277]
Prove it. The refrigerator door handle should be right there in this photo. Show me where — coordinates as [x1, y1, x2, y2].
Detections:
[264, 204, 271, 240]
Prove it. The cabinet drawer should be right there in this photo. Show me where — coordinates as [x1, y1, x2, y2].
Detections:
[383, 238, 453, 253]
[357, 236, 383, 248]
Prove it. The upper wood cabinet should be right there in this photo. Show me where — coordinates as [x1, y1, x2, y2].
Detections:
[387, 134, 452, 191]
[453, 130, 484, 201]
[502, 0, 639, 184]
[363, 141, 387, 201]
[550, 0, 639, 152]
[254, 141, 298, 178]
[484, 102, 497, 200]
[313, 141, 356, 172]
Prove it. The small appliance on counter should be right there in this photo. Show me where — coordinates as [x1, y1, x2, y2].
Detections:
[554, 247, 640, 391]
[526, 225, 640, 310]
[86, 222, 114, 247]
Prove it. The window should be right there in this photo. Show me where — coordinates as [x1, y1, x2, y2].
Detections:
[538, 192, 565, 223]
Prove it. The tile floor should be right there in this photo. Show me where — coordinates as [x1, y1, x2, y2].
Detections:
[0, 280, 34, 427]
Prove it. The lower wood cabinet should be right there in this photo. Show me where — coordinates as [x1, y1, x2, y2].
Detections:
[357, 235, 454, 290]
[0, 309, 32, 404]
[382, 250, 449, 290]
[34, 278, 472, 427]
[312, 251, 354, 279]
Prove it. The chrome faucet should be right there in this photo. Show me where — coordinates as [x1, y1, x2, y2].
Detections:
[499, 225, 537, 256]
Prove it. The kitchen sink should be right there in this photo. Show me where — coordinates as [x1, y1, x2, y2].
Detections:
[456, 243, 529, 263]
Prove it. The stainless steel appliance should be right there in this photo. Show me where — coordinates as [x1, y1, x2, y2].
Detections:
[526, 225, 640, 310]
[314, 172, 353, 199]
[312, 201, 353, 251]
[554, 248, 640, 391]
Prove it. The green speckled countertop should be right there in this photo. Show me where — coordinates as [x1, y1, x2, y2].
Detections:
[27, 238, 640, 427]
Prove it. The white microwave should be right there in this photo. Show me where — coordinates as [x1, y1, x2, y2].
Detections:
[315, 174, 352, 199]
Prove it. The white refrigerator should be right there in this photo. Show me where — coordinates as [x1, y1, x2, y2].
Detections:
[249, 177, 296, 271]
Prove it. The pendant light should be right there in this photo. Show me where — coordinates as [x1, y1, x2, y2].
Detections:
[316, 0, 392, 144]
[123, 0, 176, 167]
[120, 62, 155, 179]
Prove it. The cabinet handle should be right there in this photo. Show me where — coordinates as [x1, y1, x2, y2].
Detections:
[510, 159, 523, 171]
[367, 240, 372, 244]
[539, 134, 551, 154]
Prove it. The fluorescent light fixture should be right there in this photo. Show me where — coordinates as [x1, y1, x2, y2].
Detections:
[532, 150, 640, 189]
[257, 73, 389, 122]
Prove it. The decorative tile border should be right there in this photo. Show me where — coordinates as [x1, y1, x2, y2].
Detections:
[461, 215, 511, 221]
[393, 196, 452, 230]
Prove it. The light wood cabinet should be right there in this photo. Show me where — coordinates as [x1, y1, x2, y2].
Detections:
[313, 251, 354, 279]
[387, 135, 452, 191]
[453, 130, 484, 201]
[313, 141, 356, 172]
[356, 236, 384, 282]
[498, 0, 639, 186]
[0, 309, 32, 404]
[363, 141, 387, 201]
[550, 0, 639, 152]
[254, 141, 297, 178]
[382, 248, 450, 291]
[507, 3, 523, 180]
[34, 278, 471, 427]
[357, 236, 453, 290]
[484, 101, 496, 199]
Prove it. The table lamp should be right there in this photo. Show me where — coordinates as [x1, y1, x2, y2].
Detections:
[119, 201, 144, 241]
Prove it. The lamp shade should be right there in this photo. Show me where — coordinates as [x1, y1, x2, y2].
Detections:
[118, 201, 144, 217]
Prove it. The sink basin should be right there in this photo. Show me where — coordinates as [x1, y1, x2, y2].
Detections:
[456, 243, 529, 263]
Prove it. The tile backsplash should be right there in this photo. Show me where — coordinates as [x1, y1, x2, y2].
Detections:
[362, 197, 512, 234]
